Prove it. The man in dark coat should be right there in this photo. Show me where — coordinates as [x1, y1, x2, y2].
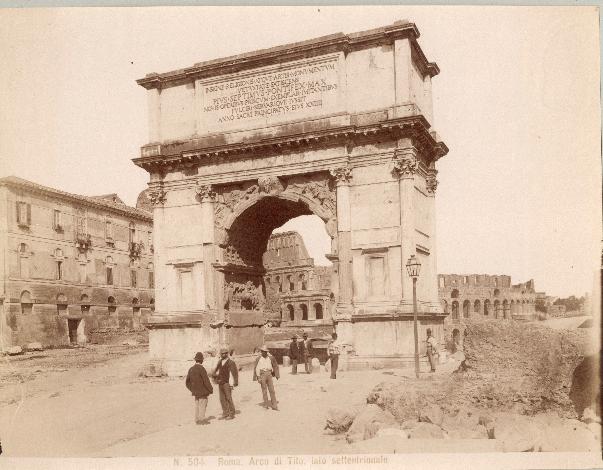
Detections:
[213, 347, 239, 420]
[252, 345, 280, 410]
[185, 352, 213, 425]
[289, 334, 305, 375]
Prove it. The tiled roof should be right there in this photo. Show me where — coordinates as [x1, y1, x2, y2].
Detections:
[0, 176, 152, 221]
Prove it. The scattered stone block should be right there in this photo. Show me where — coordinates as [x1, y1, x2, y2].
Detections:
[346, 404, 399, 444]
[581, 406, 600, 424]
[419, 404, 444, 426]
[282, 356, 290, 367]
[325, 406, 362, 434]
[537, 418, 600, 452]
[492, 414, 540, 452]
[408, 422, 446, 439]
[311, 358, 320, 371]
[376, 427, 409, 439]
[7, 346, 23, 356]
[324, 358, 330, 372]
[26, 342, 43, 351]
[139, 362, 166, 377]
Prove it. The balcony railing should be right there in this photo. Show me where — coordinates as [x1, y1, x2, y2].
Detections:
[75, 233, 92, 251]
[129, 241, 143, 259]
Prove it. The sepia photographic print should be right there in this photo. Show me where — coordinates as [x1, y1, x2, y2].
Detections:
[0, 5, 601, 470]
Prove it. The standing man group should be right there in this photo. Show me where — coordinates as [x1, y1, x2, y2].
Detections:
[213, 347, 239, 420]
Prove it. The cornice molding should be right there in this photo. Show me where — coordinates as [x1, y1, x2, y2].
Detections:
[136, 21, 438, 90]
[133, 116, 448, 175]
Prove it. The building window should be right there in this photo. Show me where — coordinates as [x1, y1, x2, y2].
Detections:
[106, 267, 113, 285]
[314, 303, 323, 320]
[54, 248, 64, 280]
[300, 274, 307, 290]
[131, 270, 137, 288]
[16, 202, 31, 227]
[288, 275, 294, 292]
[105, 220, 114, 242]
[20, 291, 33, 314]
[301, 304, 308, 320]
[149, 271, 154, 289]
[150, 298, 155, 312]
[108, 296, 116, 314]
[53, 210, 62, 231]
[129, 222, 136, 244]
[287, 304, 294, 321]
[57, 294, 67, 315]
[76, 212, 87, 236]
[132, 298, 140, 315]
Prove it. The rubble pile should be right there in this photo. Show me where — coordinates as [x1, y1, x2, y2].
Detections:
[332, 401, 600, 453]
[460, 319, 592, 416]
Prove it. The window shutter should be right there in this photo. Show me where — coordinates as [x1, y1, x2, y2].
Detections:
[16, 202, 21, 224]
[26, 204, 31, 225]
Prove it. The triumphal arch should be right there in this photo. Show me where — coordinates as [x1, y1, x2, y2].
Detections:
[134, 21, 448, 375]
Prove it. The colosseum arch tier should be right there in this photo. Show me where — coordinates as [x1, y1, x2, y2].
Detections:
[134, 20, 448, 375]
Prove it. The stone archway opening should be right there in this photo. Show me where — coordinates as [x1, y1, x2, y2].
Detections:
[220, 189, 335, 338]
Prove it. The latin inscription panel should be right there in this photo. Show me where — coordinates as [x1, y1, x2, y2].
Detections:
[197, 53, 343, 133]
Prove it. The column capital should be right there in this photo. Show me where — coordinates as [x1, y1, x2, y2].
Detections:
[392, 147, 419, 179]
[426, 169, 439, 195]
[329, 165, 353, 185]
[148, 189, 167, 207]
[195, 183, 217, 203]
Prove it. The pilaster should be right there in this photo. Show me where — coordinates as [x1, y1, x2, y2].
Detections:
[147, 88, 161, 143]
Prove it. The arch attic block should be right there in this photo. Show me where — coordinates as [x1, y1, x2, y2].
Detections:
[134, 20, 448, 375]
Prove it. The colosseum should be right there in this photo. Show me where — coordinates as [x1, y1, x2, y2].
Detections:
[439, 274, 537, 322]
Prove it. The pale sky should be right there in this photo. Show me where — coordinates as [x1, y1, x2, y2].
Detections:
[1, 6, 600, 298]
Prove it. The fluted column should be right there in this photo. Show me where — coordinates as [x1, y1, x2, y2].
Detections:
[329, 165, 353, 350]
[196, 183, 219, 315]
[393, 147, 418, 308]
[148, 187, 167, 313]
[425, 168, 441, 312]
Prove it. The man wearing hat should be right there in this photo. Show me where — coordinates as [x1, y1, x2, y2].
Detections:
[252, 345, 280, 410]
[288, 334, 305, 375]
[185, 352, 213, 425]
[212, 347, 239, 420]
[426, 329, 438, 373]
[302, 332, 313, 374]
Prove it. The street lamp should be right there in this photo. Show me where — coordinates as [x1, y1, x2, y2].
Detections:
[406, 254, 421, 378]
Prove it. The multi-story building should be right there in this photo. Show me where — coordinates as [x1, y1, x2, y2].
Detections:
[0, 176, 154, 349]
[262, 231, 332, 327]
[438, 274, 537, 322]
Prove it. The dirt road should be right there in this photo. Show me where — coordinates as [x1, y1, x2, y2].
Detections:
[0, 347, 423, 457]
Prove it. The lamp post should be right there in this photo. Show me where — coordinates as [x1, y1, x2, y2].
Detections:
[406, 254, 421, 378]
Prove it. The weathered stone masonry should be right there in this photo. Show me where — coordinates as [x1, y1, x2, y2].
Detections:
[0, 177, 154, 348]
[134, 20, 449, 375]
